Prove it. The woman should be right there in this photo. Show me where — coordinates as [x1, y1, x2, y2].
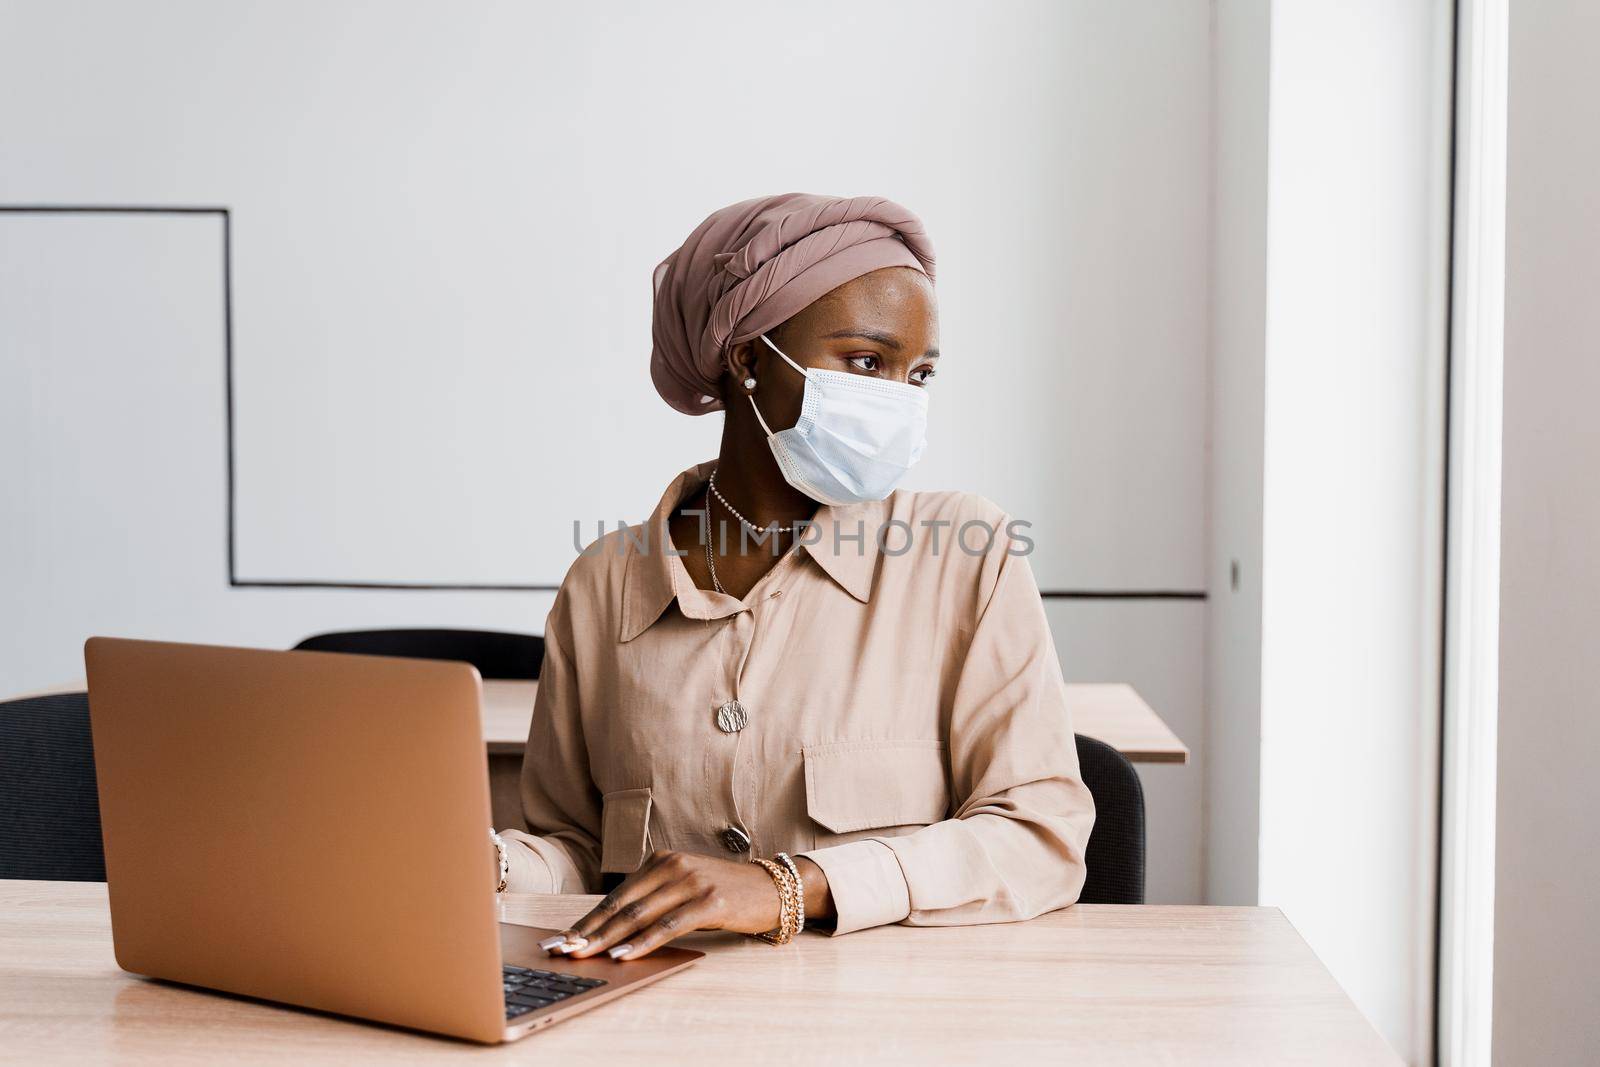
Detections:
[493, 193, 1094, 960]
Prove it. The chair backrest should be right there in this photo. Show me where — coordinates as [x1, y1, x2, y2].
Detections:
[292, 628, 546, 680]
[1075, 733, 1146, 905]
[0, 692, 106, 881]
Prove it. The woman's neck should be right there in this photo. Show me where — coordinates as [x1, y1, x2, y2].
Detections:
[708, 448, 817, 533]
[662, 417, 821, 600]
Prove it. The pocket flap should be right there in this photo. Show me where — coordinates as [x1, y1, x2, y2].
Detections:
[803, 740, 949, 834]
[599, 787, 653, 874]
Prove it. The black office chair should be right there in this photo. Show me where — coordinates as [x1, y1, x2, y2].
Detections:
[293, 628, 546, 680]
[1075, 733, 1146, 905]
[0, 692, 106, 881]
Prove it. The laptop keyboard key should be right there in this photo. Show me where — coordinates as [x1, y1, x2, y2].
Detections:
[501, 963, 607, 1018]
[508, 997, 552, 1011]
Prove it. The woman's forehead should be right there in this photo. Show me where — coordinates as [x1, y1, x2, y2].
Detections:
[795, 269, 938, 331]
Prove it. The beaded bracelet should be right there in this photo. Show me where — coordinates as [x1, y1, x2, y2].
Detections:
[489, 829, 509, 894]
[750, 857, 800, 944]
[773, 852, 806, 932]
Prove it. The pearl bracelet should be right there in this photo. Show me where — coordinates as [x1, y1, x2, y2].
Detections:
[489, 829, 509, 894]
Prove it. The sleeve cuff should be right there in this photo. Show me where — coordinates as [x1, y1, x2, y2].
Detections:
[797, 838, 911, 935]
[500, 829, 569, 892]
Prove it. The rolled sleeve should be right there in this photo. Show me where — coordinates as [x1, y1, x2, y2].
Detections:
[798, 839, 911, 936]
[496, 595, 603, 894]
[500, 826, 583, 893]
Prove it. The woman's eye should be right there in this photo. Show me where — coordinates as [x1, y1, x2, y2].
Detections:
[911, 366, 937, 385]
[846, 354, 881, 373]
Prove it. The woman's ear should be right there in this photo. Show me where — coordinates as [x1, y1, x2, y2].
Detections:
[725, 339, 760, 397]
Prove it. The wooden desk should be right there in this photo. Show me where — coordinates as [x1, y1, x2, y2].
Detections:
[483, 680, 1189, 762]
[0, 881, 1396, 1065]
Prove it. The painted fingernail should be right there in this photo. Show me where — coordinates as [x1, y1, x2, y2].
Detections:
[607, 944, 633, 960]
[556, 937, 589, 954]
[537, 935, 567, 951]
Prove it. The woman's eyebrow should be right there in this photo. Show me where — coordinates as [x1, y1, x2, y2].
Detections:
[821, 328, 938, 360]
[821, 327, 902, 350]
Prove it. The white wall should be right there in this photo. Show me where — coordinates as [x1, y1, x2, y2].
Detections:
[1205, 0, 1269, 910]
[1494, 2, 1600, 1061]
[0, 2, 1212, 904]
[1256, 3, 1452, 1063]
[0, 0, 1209, 593]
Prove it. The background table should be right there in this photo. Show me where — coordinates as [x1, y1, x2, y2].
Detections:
[483, 679, 1187, 829]
[0, 880, 1397, 1065]
[17, 678, 1187, 763]
[482, 679, 1187, 761]
[17, 677, 1188, 833]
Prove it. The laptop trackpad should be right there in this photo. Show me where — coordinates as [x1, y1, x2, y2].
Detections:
[498, 921, 704, 979]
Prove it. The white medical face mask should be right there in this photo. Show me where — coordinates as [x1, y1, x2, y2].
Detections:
[746, 333, 929, 506]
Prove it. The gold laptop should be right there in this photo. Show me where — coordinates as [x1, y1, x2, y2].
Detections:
[83, 636, 700, 1043]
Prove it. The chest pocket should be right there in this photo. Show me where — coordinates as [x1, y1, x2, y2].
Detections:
[802, 739, 950, 834]
[599, 787, 654, 874]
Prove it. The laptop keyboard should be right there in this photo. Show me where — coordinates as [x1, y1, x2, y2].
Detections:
[503, 964, 607, 1019]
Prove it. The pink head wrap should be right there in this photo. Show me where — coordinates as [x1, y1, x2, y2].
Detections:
[650, 192, 937, 414]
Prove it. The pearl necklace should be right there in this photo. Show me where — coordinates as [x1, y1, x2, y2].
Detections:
[707, 468, 796, 535]
[703, 469, 805, 596]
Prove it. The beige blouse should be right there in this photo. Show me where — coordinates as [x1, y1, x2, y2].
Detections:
[501, 461, 1094, 935]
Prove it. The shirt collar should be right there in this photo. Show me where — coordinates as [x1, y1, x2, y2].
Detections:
[618, 461, 883, 643]
[797, 498, 883, 604]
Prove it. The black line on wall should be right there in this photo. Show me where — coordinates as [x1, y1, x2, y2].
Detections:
[222, 210, 236, 587]
[4, 204, 1209, 604]
[0, 205, 227, 214]
[235, 579, 566, 593]
[232, 578, 1207, 599]
[1431, 3, 1463, 1062]
[1040, 590, 1206, 601]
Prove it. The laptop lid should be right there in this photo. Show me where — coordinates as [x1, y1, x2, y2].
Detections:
[84, 636, 507, 1043]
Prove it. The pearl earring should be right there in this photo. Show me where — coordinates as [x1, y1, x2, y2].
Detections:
[743, 377, 757, 390]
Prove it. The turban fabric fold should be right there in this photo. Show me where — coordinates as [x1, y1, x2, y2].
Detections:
[650, 192, 937, 414]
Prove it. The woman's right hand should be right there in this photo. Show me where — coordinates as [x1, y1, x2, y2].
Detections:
[548, 850, 786, 960]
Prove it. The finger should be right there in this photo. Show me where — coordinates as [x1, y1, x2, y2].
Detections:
[568, 886, 691, 959]
[567, 881, 698, 959]
[611, 897, 717, 961]
[542, 895, 640, 954]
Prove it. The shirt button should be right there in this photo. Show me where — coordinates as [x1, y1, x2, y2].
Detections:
[720, 826, 751, 853]
[715, 700, 748, 734]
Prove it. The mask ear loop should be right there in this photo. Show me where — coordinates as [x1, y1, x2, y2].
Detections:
[746, 394, 777, 438]
[745, 333, 807, 437]
[758, 332, 808, 375]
